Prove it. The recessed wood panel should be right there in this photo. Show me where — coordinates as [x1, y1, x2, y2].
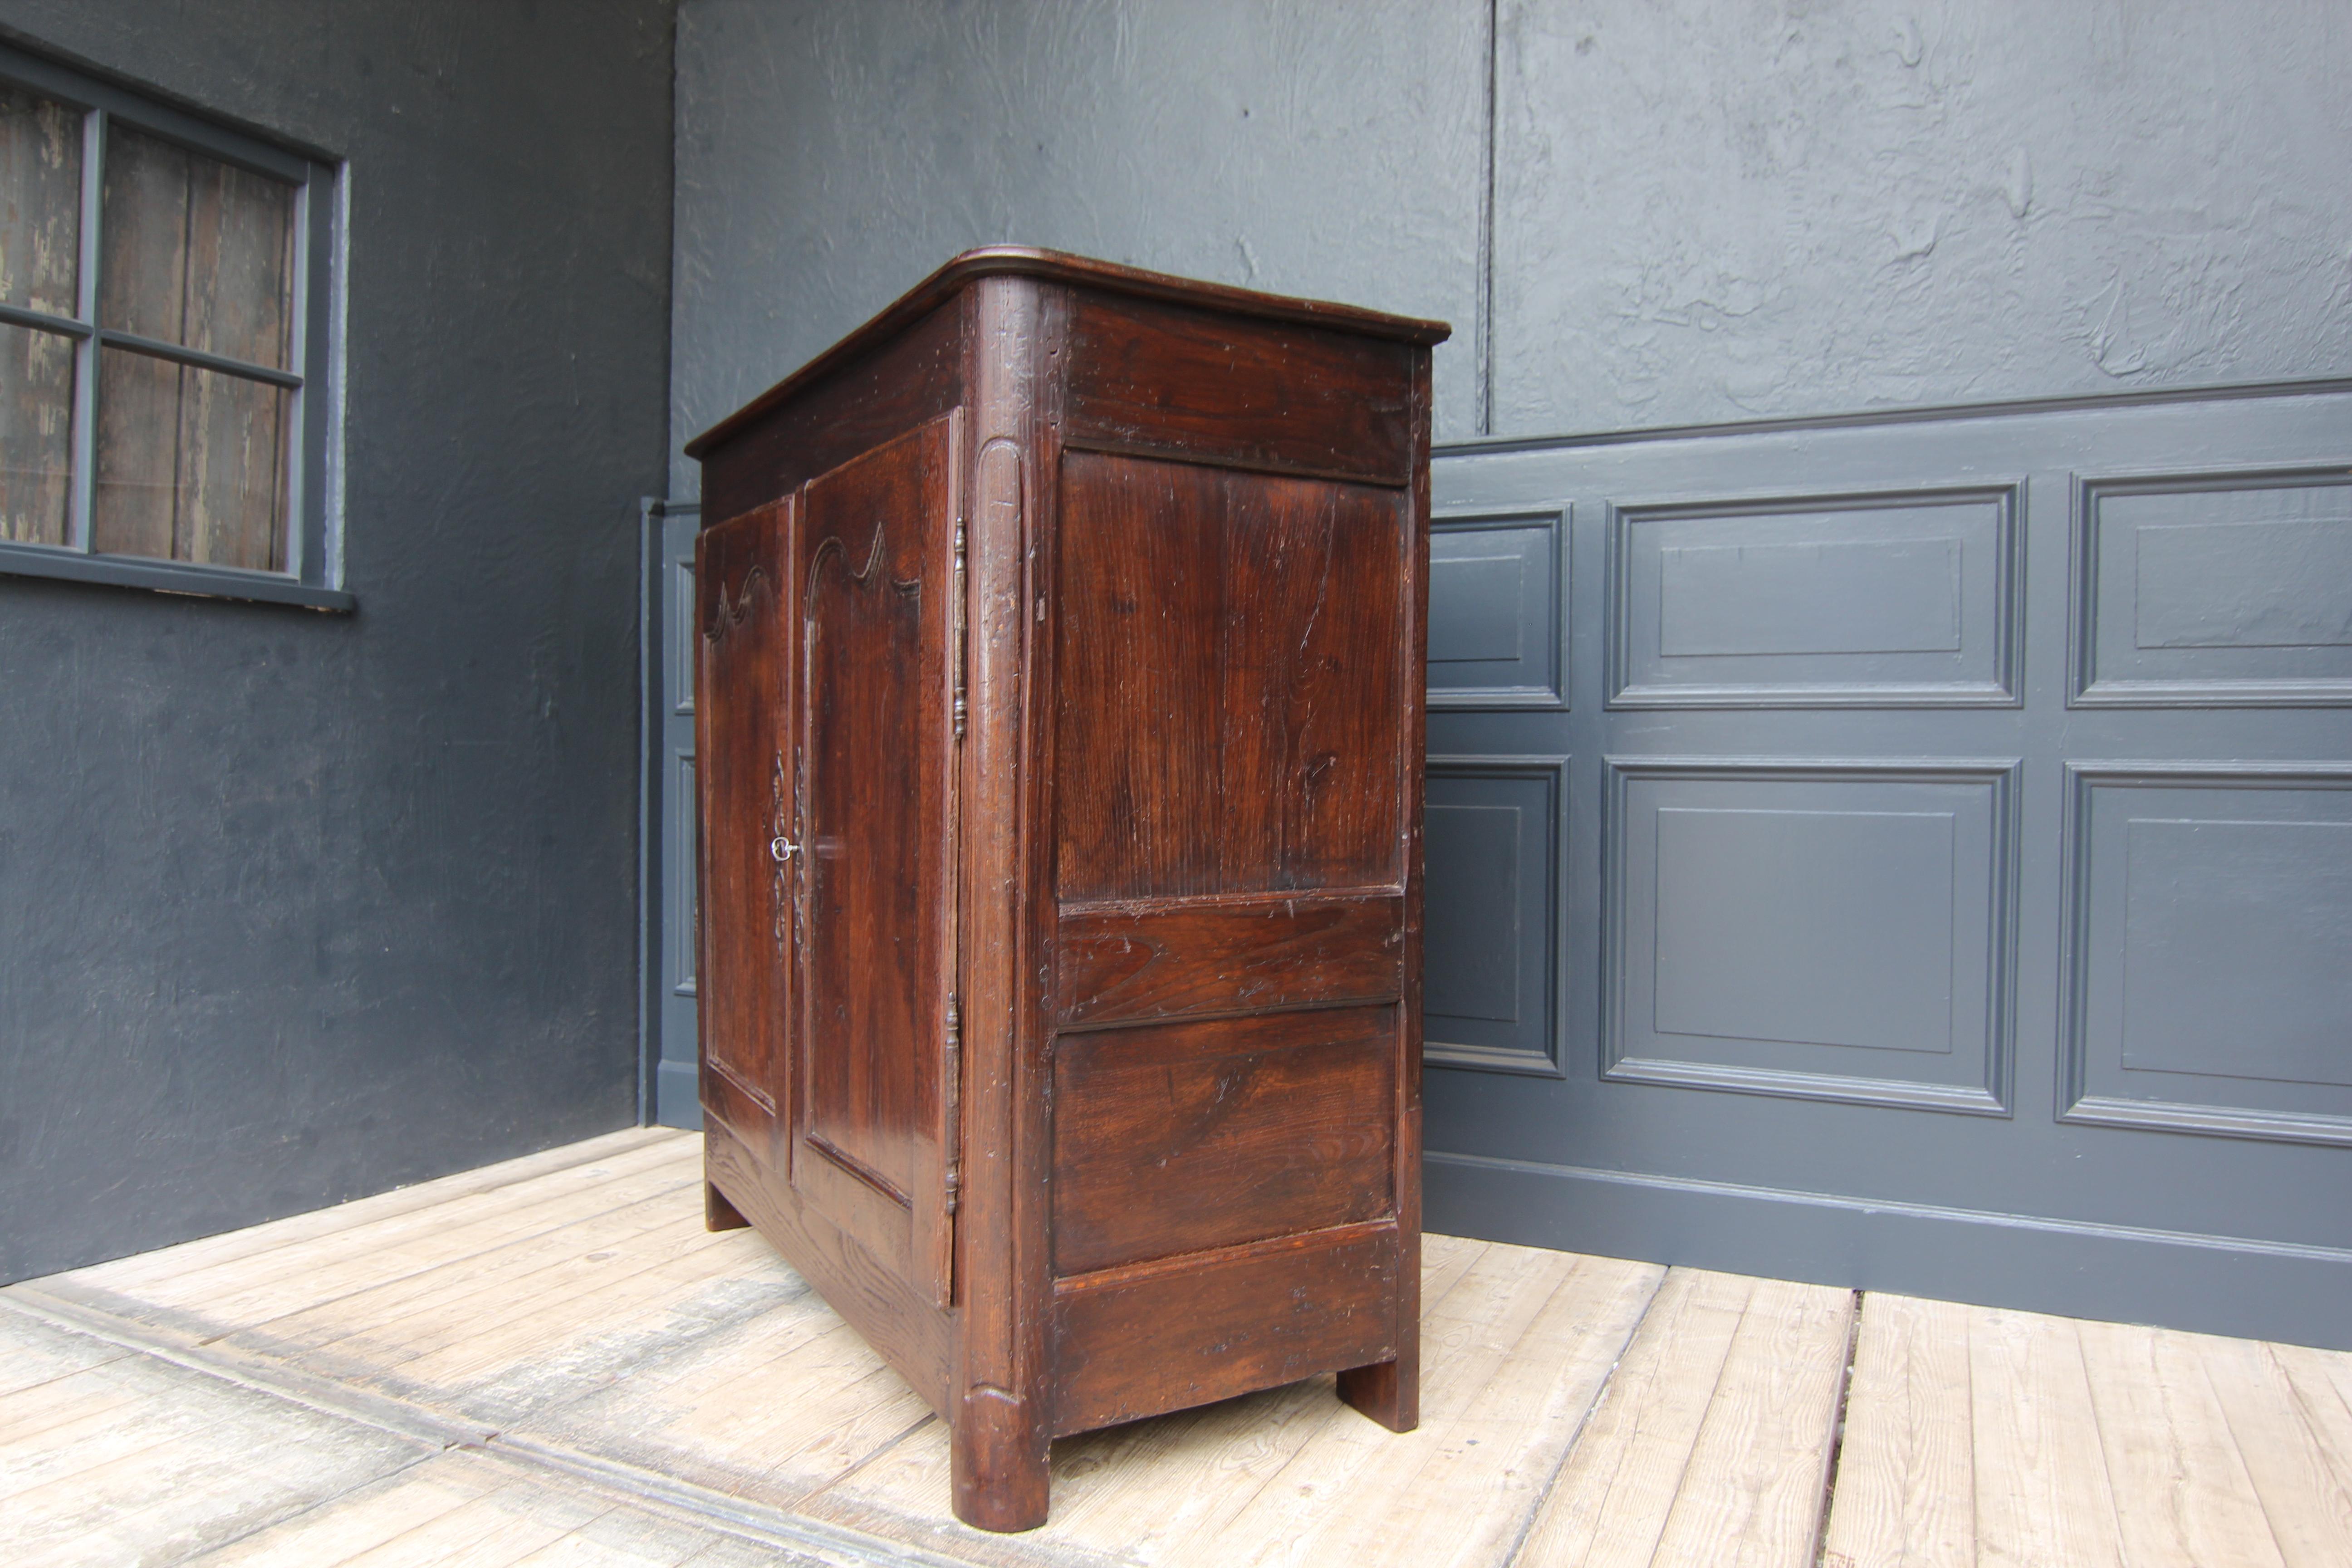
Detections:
[695, 503, 791, 1130]
[1054, 890, 1404, 1029]
[1050, 1220, 1401, 1436]
[2062, 766, 2352, 1144]
[1052, 1006, 1397, 1275]
[1424, 758, 1564, 1076]
[1609, 486, 2020, 707]
[2074, 470, 2352, 705]
[1429, 511, 1565, 708]
[1061, 288, 1416, 484]
[1055, 449, 1407, 901]
[793, 416, 958, 1247]
[1605, 759, 2016, 1113]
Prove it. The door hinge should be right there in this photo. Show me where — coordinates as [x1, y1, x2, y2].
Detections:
[942, 992, 963, 1215]
[951, 520, 968, 740]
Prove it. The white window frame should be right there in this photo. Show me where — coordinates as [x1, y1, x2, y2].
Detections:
[0, 41, 347, 611]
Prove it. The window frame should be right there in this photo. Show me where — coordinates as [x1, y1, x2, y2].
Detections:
[0, 41, 348, 611]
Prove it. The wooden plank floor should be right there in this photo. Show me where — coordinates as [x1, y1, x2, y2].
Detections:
[4, 1129, 2345, 1567]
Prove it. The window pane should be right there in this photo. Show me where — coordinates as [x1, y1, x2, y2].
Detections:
[0, 82, 81, 317]
[101, 122, 294, 371]
[93, 347, 288, 570]
[0, 321, 74, 544]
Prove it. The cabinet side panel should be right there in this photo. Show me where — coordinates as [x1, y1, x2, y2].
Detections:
[1053, 451, 1224, 897]
[1052, 1006, 1398, 1275]
[1055, 450, 1408, 902]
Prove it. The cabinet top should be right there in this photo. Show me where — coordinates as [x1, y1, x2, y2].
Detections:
[683, 246, 1452, 461]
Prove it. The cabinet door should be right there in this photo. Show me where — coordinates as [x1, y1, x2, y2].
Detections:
[695, 497, 796, 1167]
[791, 413, 963, 1306]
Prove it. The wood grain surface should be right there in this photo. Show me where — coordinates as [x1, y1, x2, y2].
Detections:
[1051, 1006, 1396, 1274]
[1053, 892, 1404, 1028]
[1053, 451, 1408, 903]
[1062, 289, 1417, 485]
[0, 85, 80, 546]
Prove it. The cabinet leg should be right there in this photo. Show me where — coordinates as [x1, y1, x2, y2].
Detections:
[951, 1387, 1050, 1532]
[704, 1181, 750, 1233]
[1339, 1353, 1419, 1433]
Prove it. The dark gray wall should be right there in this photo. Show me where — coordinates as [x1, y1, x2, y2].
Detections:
[670, 0, 2352, 485]
[668, 0, 1488, 495]
[0, 1, 675, 1280]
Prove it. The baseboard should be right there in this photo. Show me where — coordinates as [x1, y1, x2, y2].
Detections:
[1426, 1149, 2352, 1352]
[654, 1060, 704, 1131]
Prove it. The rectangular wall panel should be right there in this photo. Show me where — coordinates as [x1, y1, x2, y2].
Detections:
[669, 751, 698, 1000]
[670, 550, 698, 715]
[1652, 804, 1956, 1055]
[1604, 757, 2016, 1112]
[1424, 757, 1565, 1076]
[2073, 468, 2352, 705]
[2061, 764, 2352, 1144]
[1428, 509, 1565, 708]
[1608, 485, 2020, 707]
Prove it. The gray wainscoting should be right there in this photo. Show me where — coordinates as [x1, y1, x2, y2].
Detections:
[1422, 379, 2352, 1350]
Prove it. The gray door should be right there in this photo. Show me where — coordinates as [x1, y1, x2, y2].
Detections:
[643, 501, 704, 1128]
[1422, 380, 2352, 1349]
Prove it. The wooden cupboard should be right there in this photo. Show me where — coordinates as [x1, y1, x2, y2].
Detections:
[686, 248, 1447, 1531]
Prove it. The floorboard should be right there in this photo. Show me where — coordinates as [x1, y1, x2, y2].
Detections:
[1961, 1306, 2124, 1568]
[7, 1130, 2348, 1568]
[1819, 1294, 1975, 1568]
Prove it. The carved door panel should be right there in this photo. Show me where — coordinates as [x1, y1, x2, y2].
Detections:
[791, 412, 962, 1306]
[695, 498, 796, 1167]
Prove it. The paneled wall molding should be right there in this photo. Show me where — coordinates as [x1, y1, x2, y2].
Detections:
[644, 500, 706, 1131]
[1604, 480, 2024, 709]
[1425, 377, 2351, 1350]
[1423, 753, 1567, 1078]
[2069, 462, 2352, 707]
[1427, 506, 1568, 710]
[1602, 755, 2020, 1116]
[2058, 761, 2352, 1147]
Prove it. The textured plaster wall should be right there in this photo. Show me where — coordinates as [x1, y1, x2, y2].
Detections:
[668, 0, 1489, 496]
[0, 1, 674, 1279]
[673, 0, 2351, 464]
[1496, 0, 2352, 433]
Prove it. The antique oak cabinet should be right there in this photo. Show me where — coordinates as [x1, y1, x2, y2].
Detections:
[685, 249, 1447, 1531]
